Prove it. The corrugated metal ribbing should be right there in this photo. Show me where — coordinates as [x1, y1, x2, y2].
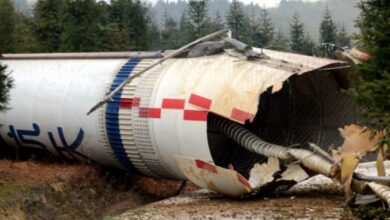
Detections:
[132, 63, 174, 178]
[118, 60, 157, 177]
[106, 59, 140, 173]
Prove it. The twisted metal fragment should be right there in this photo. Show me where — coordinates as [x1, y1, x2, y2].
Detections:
[308, 142, 335, 163]
[354, 173, 390, 186]
[209, 116, 291, 160]
[368, 182, 390, 207]
[288, 149, 334, 177]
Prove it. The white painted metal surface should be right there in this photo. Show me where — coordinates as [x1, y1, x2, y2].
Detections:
[0, 49, 347, 181]
[0, 59, 126, 166]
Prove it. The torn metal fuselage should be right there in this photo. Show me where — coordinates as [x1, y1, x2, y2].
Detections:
[175, 48, 359, 197]
[0, 46, 360, 197]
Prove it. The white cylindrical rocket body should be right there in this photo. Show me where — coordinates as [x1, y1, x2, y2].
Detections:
[0, 51, 357, 181]
[0, 57, 214, 179]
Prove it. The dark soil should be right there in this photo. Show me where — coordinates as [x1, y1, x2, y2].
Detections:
[0, 158, 196, 220]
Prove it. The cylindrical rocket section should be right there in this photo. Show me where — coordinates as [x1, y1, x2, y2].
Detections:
[0, 50, 358, 180]
[0, 57, 215, 179]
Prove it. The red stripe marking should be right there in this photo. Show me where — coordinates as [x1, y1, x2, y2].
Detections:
[120, 98, 140, 109]
[189, 94, 212, 110]
[231, 108, 254, 123]
[133, 97, 141, 107]
[360, 53, 370, 60]
[139, 107, 161, 118]
[195, 160, 217, 173]
[237, 173, 251, 189]
[183, 110, 208, 121]
[162, 99, 185, 109]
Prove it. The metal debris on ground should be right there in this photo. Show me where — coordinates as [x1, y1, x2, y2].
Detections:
[176, 117, 390, 211]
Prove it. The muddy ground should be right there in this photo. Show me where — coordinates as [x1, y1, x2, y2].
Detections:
[115, 176, 360, 220]
[0, 147, 384, 220]
[0, 158, 196, 220]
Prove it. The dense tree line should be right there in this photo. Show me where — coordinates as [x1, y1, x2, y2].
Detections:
[0, 0, 353, 54]
[0, 0, 356, 113]
[0, 0, 152, 53]
[350, 0, 390, 147]
[160, 0, 352, 55]
[0, 0, 387, 148]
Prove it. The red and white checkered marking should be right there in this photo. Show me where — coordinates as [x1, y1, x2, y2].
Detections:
[119, 93, 254, 123]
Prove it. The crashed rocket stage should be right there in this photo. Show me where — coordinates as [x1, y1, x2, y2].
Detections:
[0, 45, 358, 196]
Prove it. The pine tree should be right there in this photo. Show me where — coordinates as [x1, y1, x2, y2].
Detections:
[226, 0, 247, 41]
[161, 13, 180, 49]
[0, 49, 13, 112]
[319, 6, 336, 44]
[350, 0, 390, 146]
[186, 0, 211, 41]
[246, 3, 258, 45]
[60, 0, 102, 52]
[0, 64, 13, 112]
[109, 0, 150, 50]
[146, 9, 161, 51]
[130, 0, 149, 50]
[34, 0, 64, 52]
[336, 22, 351, 48]
[14, 14, 40, 53]
[289, 13, 305, 54]
[101, 22, 131, 51]
[253, 8, 274, 48]
[270, 29, 288, 51]
[212, 10, 224, 32]
[0, 0, 16, 53]
[178, 13, 189, 44]
[301, 34, 316, 56]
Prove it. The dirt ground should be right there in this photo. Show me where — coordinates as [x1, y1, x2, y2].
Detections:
[115, 176, 358, 220]
[0, 156, 382, 220]
[0, 159, 196, 220]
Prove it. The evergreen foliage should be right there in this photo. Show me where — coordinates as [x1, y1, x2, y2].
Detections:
[301, 34, 316, 56]
[269, 29, 288, 51]
[336, 22, 351, 47]
[0, 0, 16, 53]
[109, 0, 150, 50]
[0, 46, 13, 112]
[14, 14, 40, 53]
[161, 13, 180, 49]
[319, 6, 336, 44]
[253, 9, 274, 48]
[0, 0, 357, 55]
[289, 13, 305, 53]
[146, 11, 161, 51]
[60, 0, 102, 52]
[186, 0, 211, 41]
[34, 0, 64, 52]
[211, 10, 224, 32]
[226, 0, 247, 41]
[350, 0, 390, 146]
[128, 1, 149, 50]
[0, 63, 13, 112]
[289, 13, 315, 55]
[178, 13, 190, 45]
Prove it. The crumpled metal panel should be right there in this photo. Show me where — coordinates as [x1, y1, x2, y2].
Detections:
[176, 49, 344, 124]
[174, 155, 251, 197]
[175, 154, 310, 197]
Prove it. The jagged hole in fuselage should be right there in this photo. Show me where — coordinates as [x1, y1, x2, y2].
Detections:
[207, 69, 358, 178]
